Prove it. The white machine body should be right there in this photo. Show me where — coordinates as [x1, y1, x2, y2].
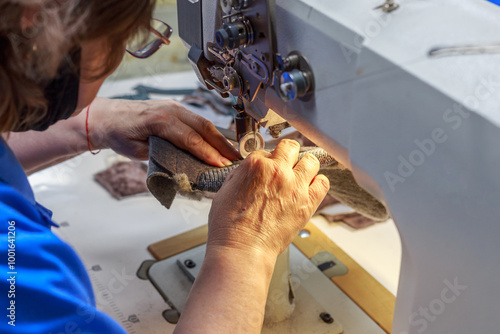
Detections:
[178, 0, 500, 332]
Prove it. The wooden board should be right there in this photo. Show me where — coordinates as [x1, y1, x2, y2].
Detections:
[293, 222, 395, 333]
[148, 222, 395, 333]
[148, 225, 208, 260]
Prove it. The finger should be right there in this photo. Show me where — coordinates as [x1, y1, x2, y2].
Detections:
[166, 119, 232, 167]
[176, 109, 241, 161]
[247, 150, 272, 159]
[270, 139, 300, 168]
[241, 150, 272, 172]
[293, 153, 320, 185]
[308, 174, 330, 209]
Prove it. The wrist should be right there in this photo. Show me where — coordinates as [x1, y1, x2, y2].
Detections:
[205, 243, 277, 279]
[176, 240, 277, 333]
[86, 98, 108, 151]
[207, 219, 284, 261]
[73, 98, 110, 151]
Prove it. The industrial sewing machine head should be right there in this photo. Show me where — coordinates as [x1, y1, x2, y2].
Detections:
[177, 0, 317, 157]
[172, 0, 500, 333]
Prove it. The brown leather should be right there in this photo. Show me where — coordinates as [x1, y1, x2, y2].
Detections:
[147, 136, 390, 222]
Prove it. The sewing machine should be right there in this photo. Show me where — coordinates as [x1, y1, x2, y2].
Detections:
[144, 0, 500, 333]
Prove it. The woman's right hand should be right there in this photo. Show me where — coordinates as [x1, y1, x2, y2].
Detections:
[175, 139, 330, 334]
[207, 139, 330, 259]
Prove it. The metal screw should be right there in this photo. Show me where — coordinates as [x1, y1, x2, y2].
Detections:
[298, 229, 310, 238]
[320, 312, 334, 324]
[375, 0, 399, 12]
[91, 265, 102, 272]
[184, 259, 196, 269]
[128, 314, 140, 323]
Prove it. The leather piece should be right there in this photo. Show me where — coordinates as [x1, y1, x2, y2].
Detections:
[147, 136, 209, 208]
[94, 161, 148, 199]
[147, 136, 390, 222]
[319, 166, 390, 221]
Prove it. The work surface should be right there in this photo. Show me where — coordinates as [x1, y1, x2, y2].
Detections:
[28, 71, 401, 333]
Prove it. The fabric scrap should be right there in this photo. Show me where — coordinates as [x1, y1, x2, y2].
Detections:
[94, 161, 149, 200]
[320, 212, 376, 230]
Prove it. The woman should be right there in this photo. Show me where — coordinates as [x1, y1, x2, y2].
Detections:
[0, 1, 329, 333]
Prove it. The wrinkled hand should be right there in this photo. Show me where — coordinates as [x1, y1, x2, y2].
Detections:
[207, 139, 330, 259]
[89, 98, 240, 167]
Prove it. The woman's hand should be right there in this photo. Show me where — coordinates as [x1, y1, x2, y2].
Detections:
[88, 97, 240, 167]
[175, 139, 329, 334]
[207, 139, 330, 259]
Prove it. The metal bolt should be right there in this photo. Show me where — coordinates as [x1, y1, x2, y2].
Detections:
[184, 259, 196, 269]
[320, 312, 334, 324]
[223, 73, 241, 93]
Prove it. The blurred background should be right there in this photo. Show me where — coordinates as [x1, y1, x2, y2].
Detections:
[109, 0, 191, 80]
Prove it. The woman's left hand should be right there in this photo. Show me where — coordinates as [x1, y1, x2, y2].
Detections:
[88, 98, 240, 167]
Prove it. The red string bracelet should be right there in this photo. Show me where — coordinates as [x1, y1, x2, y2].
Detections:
[85, 104, 101, 155]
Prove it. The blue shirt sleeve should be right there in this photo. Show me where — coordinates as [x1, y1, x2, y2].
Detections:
[0, 182, 127, 333]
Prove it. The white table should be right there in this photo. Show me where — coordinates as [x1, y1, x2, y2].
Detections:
[29, 71, 401, 333]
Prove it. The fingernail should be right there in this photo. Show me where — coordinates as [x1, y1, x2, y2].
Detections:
[220, 157, 233, 167]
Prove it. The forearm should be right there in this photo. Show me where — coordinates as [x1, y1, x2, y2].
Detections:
[5, 98, 109, 174]
[174, 246, 276, 334]
[6, 116, 86, 174]
[6, 95, 241, 174]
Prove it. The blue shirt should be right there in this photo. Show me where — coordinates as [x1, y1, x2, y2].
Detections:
[0, 138, 126, 333]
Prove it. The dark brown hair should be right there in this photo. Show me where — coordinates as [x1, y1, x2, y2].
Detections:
[0, 0, 155, 132]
